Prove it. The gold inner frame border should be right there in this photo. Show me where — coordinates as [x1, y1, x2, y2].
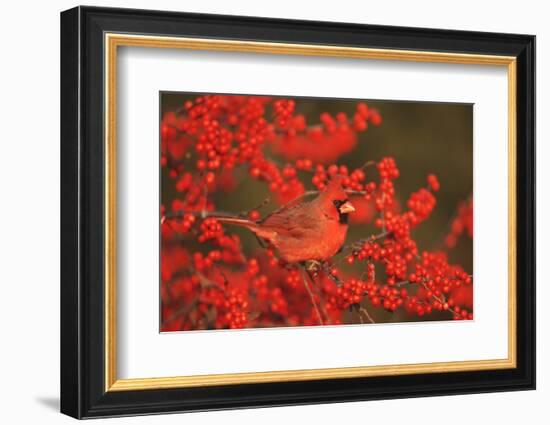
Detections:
[104, 33, 517, 392]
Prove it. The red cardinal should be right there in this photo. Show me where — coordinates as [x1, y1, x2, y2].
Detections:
[214, 176, 355, 263]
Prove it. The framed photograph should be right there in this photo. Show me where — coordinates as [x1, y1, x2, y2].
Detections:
[60, 6, 535, 419]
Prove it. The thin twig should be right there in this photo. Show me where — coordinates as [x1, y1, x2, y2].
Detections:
[335, 231, 392, 265]
[239, 197, 271, 218]
[162, 299, 199, 325]
[196, 270, 227, 292]
[358, 306, 375, 324]
[360, 160, 377, 171]
[417, 279, 461, 319]
[345, 190, 367, 196]
[162, 210, 239, 221]
[305, 266, 332, 325]
[300, 267, 323, 326]
[201, 173, 209, 219]
[380, 191, 386, 233]
[322, 261, 344, 287]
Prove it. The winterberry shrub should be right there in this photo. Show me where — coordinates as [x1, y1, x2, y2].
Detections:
[160, 94, 473, 331]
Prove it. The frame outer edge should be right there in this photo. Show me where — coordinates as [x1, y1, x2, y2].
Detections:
[60, 6, 83, 419]
[64, 6, 536, 417]
[530, 36, 536, 389]
[520, 36, 536, 389]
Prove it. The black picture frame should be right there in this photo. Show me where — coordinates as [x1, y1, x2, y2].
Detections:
[61, 5, 535, 419]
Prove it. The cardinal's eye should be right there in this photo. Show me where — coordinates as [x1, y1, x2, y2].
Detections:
[333, 199, 347, 208]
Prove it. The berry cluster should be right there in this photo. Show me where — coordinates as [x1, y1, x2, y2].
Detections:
[270, 102, 382, 164]
[160, 94, 473, 331]
[445, 198, 474, 248]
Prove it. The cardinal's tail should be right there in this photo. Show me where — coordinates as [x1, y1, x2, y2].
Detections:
[212, 216, 275, 241]
[211, 216, 260, 231]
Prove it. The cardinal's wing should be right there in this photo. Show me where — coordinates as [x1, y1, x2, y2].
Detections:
[261, 203, 320, 238]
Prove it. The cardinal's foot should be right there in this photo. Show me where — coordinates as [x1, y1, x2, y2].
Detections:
[304, 260, 322, 274]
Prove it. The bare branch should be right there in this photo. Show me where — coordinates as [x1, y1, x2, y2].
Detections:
[300, 267, 324, 326]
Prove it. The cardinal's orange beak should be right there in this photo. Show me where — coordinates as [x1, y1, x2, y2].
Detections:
[338, 201, 355, 214]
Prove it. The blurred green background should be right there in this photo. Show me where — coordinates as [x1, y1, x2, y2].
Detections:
[161, 93, 473, 323]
